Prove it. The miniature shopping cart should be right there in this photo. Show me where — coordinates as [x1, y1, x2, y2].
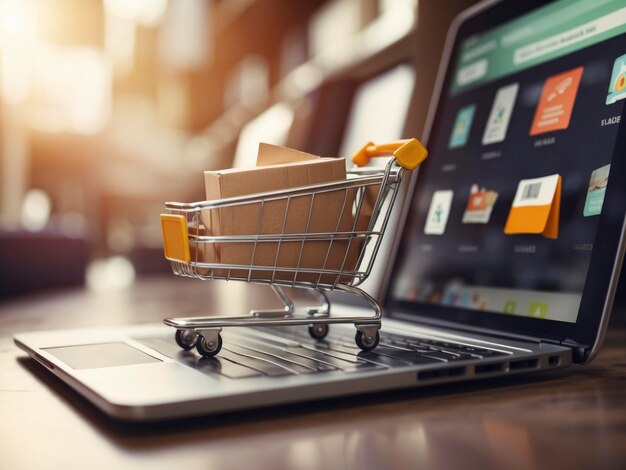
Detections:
[160, 138, 428, 357]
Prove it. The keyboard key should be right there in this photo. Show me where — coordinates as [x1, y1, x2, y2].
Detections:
[302, 345, 364, 364]
[228, 337, 337, 372]
[362, 347, 441, 366]
[226, 344, 317, 374]
[413, 351, 456, 362]
[466, 349, 509, 358]
[286, 347, 382, 372]
[380, 342, 414, 352]
[355, 351, 415, 367]
[317, 342, 436, 367]
[220, 349, 295, 377]
[426, 343, 508, 358]
[381, 333, 510, 358]
[134, 336, 263, 379]
[195, 357, 262, 379]
[135, 330, 508, 381]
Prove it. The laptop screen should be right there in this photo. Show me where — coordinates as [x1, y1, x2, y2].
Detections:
[389, 0, 626, 325]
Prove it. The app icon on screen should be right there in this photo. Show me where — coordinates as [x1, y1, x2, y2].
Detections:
[462, 184, 498, 224]
[424, 190, 454, 235]
[607, 54, 626, 105]
[530, 67, 583, 136]
[583, 164, 611, 217]
[449, 105, 476, 149]
[482, 83, 519, 145]
[503, 300, 517, 314]
[504, 174, 561, 239]
[528, 302, 549, 319]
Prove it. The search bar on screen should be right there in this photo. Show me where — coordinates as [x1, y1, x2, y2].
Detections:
[514, 7, 626, 65]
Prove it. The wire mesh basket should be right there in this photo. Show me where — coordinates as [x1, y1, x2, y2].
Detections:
[160, 138, 428, 357]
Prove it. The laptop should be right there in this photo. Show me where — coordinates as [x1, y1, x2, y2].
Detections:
[15, 0, 626, 421]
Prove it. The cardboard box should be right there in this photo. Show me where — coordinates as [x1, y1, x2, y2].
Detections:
[198, 143, 364, 284]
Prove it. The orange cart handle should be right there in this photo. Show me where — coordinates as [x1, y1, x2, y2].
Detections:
[352, 138, 428, 170]
[160, 214, 191, 263]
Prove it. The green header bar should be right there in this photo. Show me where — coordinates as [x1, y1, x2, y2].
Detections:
[451, 0, 626, 95]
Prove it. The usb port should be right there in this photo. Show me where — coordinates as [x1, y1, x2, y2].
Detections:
[475, 362, 504, 374]
[418, 366, 465, 381]
[509, 358, 539, 370]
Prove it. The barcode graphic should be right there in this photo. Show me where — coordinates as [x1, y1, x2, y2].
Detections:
[521, 182, 541, 200]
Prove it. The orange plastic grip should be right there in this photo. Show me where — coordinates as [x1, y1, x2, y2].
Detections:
[161, 214, 190, 262]
[352, 138, 428, 170]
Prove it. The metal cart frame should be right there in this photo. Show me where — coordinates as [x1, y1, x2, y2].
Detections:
[160, 139, 427, 357]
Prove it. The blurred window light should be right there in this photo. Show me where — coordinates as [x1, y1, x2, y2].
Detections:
[378, 0, 418, 16]
[156, 74, 189, 128]
[0, 0, 32, 35]
[104, 0, 168, 78]
[30, 46, 112, 134]
[314, 37, 359, 72]
[281, 63, 324, 100]
[308, 0, 416, 75]
[0, 0, 38, 104]
[224, 55, 270, 110]
[86, 256, 136, 292]
[309, 0, 363, 58]
[104, 0, 168, 27]
[104, 10, 136, 78]
[159, 0, 211, 69]
[20, 188, 51, 231]
[361, 0, 416, 54]
[232, 103, 294, 168]
[339, 64, 416, 164]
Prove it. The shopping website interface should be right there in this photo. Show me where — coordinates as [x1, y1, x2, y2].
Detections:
[393, 0, 626, 323]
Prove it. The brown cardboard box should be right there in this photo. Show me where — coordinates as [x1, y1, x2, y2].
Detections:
[198, 143, 363, 284]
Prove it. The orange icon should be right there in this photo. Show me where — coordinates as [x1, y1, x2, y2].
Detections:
[504, 174, 561, 239]
[530, 67, 583, 136]
[462, 184, 498, 224]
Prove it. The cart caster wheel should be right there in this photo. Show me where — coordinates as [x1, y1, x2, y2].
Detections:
[175, 329, 198, 350]
[355, 330, 379, 352]
[196, 334, 222, 357]
[308, 323, 329, 340]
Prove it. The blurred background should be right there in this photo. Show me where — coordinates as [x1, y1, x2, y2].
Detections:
[0, 0, 622, 313]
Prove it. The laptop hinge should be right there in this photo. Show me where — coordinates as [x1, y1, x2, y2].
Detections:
[540, 337, 589, 362]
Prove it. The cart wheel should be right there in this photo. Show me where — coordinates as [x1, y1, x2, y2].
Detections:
[355, 330, 379, 352]
[308, 323, 329, 340]
[175, 329, 198, 350]
[196, 334, 223, 357]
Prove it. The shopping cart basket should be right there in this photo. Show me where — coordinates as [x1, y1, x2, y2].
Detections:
[160, 138, 428, 357]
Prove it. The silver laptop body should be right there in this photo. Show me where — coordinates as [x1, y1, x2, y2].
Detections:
[14, 0, 626, 421]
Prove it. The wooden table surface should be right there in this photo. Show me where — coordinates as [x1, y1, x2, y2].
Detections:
[1, 276, 625, 470]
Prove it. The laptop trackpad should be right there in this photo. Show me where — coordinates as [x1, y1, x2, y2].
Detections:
[43, 343, 161, 369]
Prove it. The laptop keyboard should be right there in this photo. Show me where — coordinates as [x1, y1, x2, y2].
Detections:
[134, 328, 509, 380]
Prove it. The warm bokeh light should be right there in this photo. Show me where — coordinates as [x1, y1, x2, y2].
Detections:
[0, 0, 38, 104]
[104, 0, 167, 26]
[31, 46, 111, 134]
[20, 188, 51, 231]
[233, 103, 295, 168]
[0, 0, 419, 298]
[86, 256, 136, 292]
